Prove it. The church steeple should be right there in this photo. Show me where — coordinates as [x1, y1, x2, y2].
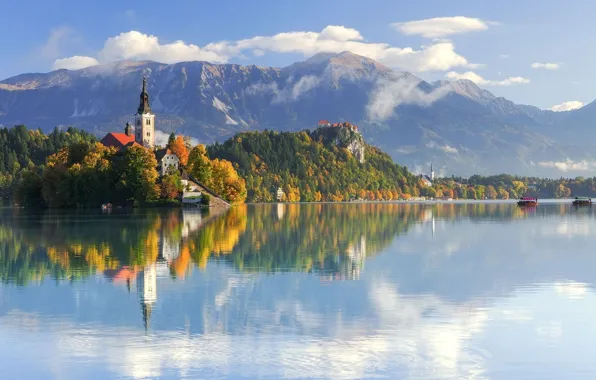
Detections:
[137, 77, 152, 115]
[134, 77, 156, 148]
[430, 162, 435, 181]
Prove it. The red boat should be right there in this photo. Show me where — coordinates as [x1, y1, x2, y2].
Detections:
[518, 197, 538, 206]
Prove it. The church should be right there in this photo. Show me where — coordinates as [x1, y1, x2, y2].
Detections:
[100, 77, 179, 176]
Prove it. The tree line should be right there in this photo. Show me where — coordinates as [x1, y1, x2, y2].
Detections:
[8, 126, 246, 208]
[3, 125, 596, 207]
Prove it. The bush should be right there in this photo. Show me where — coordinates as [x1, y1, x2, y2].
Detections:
[200, 193, 211, 206]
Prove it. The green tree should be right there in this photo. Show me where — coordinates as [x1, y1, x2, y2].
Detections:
[113, 146, 159, 205]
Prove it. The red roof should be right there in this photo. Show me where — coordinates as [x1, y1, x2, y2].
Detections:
[100, 133, 135, 148]
[118, 141, 145, 153]
[318, 120, 330, 125]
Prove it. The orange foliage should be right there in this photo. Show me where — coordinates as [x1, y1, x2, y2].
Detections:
[169, 136, 189, 166]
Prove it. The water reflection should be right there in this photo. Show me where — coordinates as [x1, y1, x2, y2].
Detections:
[1, 203, 596, 379]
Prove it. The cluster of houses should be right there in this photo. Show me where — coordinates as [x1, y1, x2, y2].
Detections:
[98, 77, 208, 204]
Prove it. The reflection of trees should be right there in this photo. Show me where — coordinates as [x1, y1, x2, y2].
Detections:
[214, 204, 419, 276]
[0, 209, 198, 285]
[0, 203, 590, 285]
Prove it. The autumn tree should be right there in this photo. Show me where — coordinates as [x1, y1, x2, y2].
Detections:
[169, 135, 189, 166]
[188, 144, 212, 184]
[160, 169, 183, 200]
[486, 185, 498, 200]
[209, 159, 247, 204]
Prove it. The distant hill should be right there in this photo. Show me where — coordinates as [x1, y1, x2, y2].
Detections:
[207, 126, 421, 202]
[1, 51, 595, 177]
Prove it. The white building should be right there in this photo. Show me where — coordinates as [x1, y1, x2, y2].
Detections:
[156, 149, 180, 176]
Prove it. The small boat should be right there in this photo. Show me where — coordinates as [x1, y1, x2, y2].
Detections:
[572, 197, 592, 206]
[518, 197, 538, 206]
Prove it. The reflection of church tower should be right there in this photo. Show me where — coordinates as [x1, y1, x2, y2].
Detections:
[277, 203, 285, 220]
[345, 235, 367, 279]
[432, 214, 435, 239]
[137, 263, 157, 330]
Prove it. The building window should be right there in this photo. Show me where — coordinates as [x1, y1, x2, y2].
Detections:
[146, 132, 150, 137]
[146, 119, 151, 125]
[137, 119, 141, 126]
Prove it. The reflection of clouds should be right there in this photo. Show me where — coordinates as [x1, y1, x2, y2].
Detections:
[369, 280, 488, 379]
[499, 309, 533, 322]
[0, 278, 490, 380]
[554, 281, 588, 300]
[553, 222, 591, 237]
[535, 321, 563, 340]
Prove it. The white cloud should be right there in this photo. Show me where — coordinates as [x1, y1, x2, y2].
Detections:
[41, 26, 79, 59]
[247, 75, 322, 104]
[54, 27, 477, 73]
[549, 100, 583, 112]
[442, 145, 458, 153]
[366, 76, 452, 120]
[98, 31, 227, 64]
[426, 141, 459, 154]
[538, 159, 596, 172]
[52, 56, 100, 70]
[531, 62, 560, 70]
[391, 16, 493, 38]
[446, 71, 530, 86]
[499, 54, 510, 59]
[154, 129, 172, 147]
[318, 25, 364, 41]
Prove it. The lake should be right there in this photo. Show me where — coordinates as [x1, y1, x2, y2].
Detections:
[1, 202, 595, 379]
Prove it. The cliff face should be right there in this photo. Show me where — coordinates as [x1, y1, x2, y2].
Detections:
[311, 125, 365, 163]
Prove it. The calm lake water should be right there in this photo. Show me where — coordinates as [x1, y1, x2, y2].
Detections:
[1, 202, 596, 379]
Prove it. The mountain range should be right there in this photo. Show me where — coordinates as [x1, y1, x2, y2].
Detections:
[0, 51, 595, 177]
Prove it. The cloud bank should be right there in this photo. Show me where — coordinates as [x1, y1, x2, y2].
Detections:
[549, 101, 583, 112]
[446, 71, 530, 86]
[366, 76, 452, 120]
[391, 16, 493, 38]
[538, 159, 596, 172]
[53, 56, 100, 70]
[53, 25, 478, 73]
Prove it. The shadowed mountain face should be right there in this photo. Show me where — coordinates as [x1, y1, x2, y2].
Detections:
[0, 52, 593, 177]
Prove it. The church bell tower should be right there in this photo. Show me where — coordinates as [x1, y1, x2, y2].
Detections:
[135, 77, 155, 149]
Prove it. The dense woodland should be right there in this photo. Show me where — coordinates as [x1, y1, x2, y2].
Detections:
[0, 125, 97, 205]
[2, 125, 596, 208]
[208, 129, 422, 202]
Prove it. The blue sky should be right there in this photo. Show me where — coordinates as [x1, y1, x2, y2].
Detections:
[1, 0, 592, 110]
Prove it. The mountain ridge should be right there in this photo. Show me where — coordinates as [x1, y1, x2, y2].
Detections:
[0, 51, 594, 177]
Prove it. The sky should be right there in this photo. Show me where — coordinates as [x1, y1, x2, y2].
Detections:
[1, 0, 593, 110]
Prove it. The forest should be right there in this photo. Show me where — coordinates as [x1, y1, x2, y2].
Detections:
[0, 125, 97, 206]
[3, 126, 246, 208]
[208, 128, 423, 202]
[2, 125, 596, 207]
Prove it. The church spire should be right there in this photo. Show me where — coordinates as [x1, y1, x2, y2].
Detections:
[137, 77, 152, 115]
